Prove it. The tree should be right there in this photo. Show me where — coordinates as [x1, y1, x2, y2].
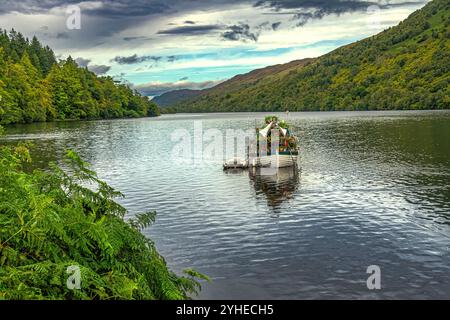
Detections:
[0, 30, 160, 124]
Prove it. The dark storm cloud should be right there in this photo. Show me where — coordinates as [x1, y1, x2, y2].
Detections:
[271, 21, 282, 30]
[294, 10, 326, 26]
[112, 54, 163, 64]
[157, 25, 223, 35]
[0, 0, 172, 17]
[253, 0, 375, 11]
[56, 32, 70, 39]
[75, 57, 91, 67]
[0, 0, 75, 14]
[74, 56, 110, 74]
[112, 54, 143, 64]
[255, 21, 281, 31]
[122, 36, 152, 41]
[222, 24, 259, 42]
[0, 0, 427, 46]
[254, 0, 427, 25]
[167, 55, 178, 62]
[89, 1, 172, 18]
[88, 64, 111, 75]
[112, 54, 179, 65]
[0, 1, 427, 17]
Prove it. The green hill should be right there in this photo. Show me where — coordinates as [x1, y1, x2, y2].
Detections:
[153, 89, 203, 108]
[153, 58, 314, 110]
[172, 0, 449, 112]
[0, 29, 159, 125]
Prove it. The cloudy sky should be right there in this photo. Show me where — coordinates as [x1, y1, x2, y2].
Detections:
[0, 0, 429, 96]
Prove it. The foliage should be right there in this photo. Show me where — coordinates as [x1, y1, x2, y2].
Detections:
[0, 30, 160, 124]
[264, 115, 280, 124]
[172, 0, 449, 112]
[258, 116, 298, 153]
[0, 141, 205, 299]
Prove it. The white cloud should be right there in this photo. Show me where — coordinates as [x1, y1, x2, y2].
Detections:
[133, 79, 224, 96]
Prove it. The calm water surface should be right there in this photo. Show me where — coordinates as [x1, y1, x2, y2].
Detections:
[2, 111, 450, 299]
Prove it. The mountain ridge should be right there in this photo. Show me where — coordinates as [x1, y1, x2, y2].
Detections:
[153, 89, 203, 108]
[153, 58, 315, 109]
[169, 0, 449, 112]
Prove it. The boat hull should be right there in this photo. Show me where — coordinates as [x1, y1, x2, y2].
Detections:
[256, 154, 298, 168]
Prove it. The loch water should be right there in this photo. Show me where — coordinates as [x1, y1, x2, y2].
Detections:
[2, 110, 450, 299]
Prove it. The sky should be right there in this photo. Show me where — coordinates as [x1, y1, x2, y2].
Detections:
[0, 0, 430, 96]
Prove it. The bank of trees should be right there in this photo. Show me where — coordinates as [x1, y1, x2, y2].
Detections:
[0, 29, 159, 125]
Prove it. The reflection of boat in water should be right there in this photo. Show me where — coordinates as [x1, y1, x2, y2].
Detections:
[249, 165, 300, 208]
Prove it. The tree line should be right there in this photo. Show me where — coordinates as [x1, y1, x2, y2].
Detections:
[0, 29, 159, 125]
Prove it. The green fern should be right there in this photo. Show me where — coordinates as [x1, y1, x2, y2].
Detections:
[0, 136, 206, 300]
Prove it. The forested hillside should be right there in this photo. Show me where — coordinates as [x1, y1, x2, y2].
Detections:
[153, 59, 314, 110]
[172, 0, 449, 112]
[153, 89, 203, 108]
[0, 29, 159, 124]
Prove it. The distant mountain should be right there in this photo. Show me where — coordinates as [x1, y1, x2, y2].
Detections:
[155, 58, 314, 110]
[171, 0, 449, 112]
[152, 89, 202, 107]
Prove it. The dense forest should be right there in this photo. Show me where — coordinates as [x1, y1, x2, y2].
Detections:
[170, 0, 449, 112]
[0, 29, 159, 125]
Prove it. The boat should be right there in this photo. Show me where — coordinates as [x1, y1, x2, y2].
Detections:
[223, 157, 248, 169]
[223, 115, 299, 170]
[256, 151, 299, 168]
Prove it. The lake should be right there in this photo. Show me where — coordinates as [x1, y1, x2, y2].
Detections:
[2, 110, 450, 299]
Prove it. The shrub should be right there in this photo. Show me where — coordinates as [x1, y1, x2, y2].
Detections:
[0, 138, 207, 299]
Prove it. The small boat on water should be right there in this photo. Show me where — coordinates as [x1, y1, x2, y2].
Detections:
[223, 115, 299, 170]
[256, 151, 299, 168]
[223, 157, 248, 169]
